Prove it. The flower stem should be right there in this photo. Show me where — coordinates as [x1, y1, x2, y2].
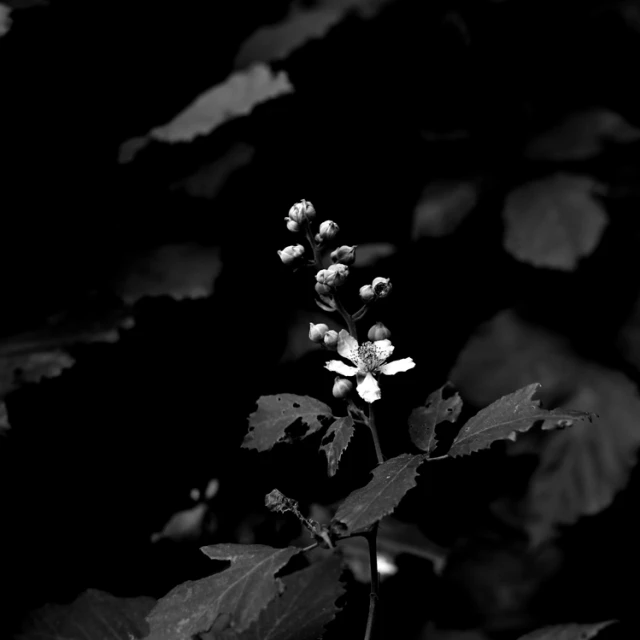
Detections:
[368, 402, 384, 465]
[333, 294, 358, 341]
[304, 223, 324, 270]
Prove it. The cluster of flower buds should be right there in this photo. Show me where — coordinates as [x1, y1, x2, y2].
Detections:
[315, 220, 339, 243]
[315, 263, 349, 294]
[359, 277, 392, 302]
[309, 323, 339, 350]
[285, 199, 316, 232]
[277, 244, 305, 265]
[330, 245, 357, 266]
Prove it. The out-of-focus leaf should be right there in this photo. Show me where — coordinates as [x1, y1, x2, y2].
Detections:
[0, 4, 12, 36]
[353, 243, 396, 267]
[279, 310, 339, 365]
[171, 144, 255, 200]
[332, 453, 425, 535]
[412, 181, 478, 239]
[409, 383, 462, 454]
[18, 589, 155, 640]
[235, 554, 345, 640]
[450, 310, 640, 544]
[234, 0, 395, 68]
[151, 503, 209, 544]
[147, 545, 301, 639]
[243, 394, 333, 452]
[320, 415, 355, 477]
[503, 174, 608, 271]
[525, 109, 640, 161]
[447, 383, 592, 458]
[119, 65, 293, 162]
[116, 243, 222, 303]
[517, 621, 615, 640]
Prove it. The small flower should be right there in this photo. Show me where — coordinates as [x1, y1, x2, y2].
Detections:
[288, 199, 316, 223]
[315, 282, 332, 295]
[316, 263, 349, 288]
[309, 323, 329, 343]
[325, 330, 415, 403]
[323, 330, 339, 349]
[372, 277, 392, 298]
[277, 244, 305, 265]
[331, 245, 357, 266]
[332, 377, 354, 398]
[359, 284, 376, 302]
[285, 218, 301, 232]
[368, 322, 391, 341]
[318, 220, 339, 241]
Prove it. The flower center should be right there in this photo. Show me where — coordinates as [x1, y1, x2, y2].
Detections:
[356, 342, 386, 372]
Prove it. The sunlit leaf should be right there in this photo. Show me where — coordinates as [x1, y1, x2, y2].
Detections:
[18, 589, 155, 640]
[243, 394, 333, 452]
[146, 545, 301, 638]
[503, 174, 608, 271]
[320, 415, 355, 477]
[525, 109, 640, 161]
[447, 383, 592, 458]
[517, 620, 615, 640]
[409, 383, 462, 454]
[332, 453, 426, 535]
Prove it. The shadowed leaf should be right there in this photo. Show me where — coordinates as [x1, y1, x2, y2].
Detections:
[517, 620, 615, 640]
[320, 415, 355, 477]
[409, 383, 462, 454]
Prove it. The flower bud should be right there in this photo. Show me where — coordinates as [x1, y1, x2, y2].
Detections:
[277, 244, 305, 265]
[315, 282, 332, 295]
[331, 245, 357, 265]
[316, 264, 349, 288]
[309, 323, 329, 343]
[368, 322, 391, 341]
[285, 218, 301, 232]
[323, 330, 339, 349]
[318, 220, 339, 241]
[359, 284, 376, 302]
[332, 377, 354, 398]
[288, 199, 316, 223]
[372, 276, 392, 298]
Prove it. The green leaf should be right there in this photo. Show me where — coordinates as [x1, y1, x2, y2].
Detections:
[146, 545, 301, 639]
[409, 383, 462, 454]
[17, 589, 155, 640]
[517, 620, 615, 640]
[235, 554, 346, 640]
[320, 415, 355, 477]
[448, 383, 592, 457]
[525, 108, 640, 161]
[243, 394, 334, 452]
[332, 453, 426, 535]
[503, 174, 608, 271]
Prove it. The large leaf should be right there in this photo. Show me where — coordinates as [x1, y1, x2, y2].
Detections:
[244, 394, 334, 452]
[450, 310, 640, 544]
[17, 589, 155, 640]
[320, 415, 355, 477]
[447, 383, 592, 458]
[525, 108, 640, 161]
[146, 545, 301, 639]
[332, 453, 426, 535]
[503, 174, 608, 271]
[233, 554, 345, 640]
[517, 620, 615, 640]
[409, 383, 463, 454]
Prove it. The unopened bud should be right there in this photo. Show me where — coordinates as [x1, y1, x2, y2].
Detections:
[359, 284, 376, 302]
[318, 220, 339, 241]
[323, 330, 339, 349]
[331, 245, 357, 266]
[277, 244, 305, 265]
[332, 377, 354, 398]
[288, 199, 316, 223]
[316, 264, 349, 288]
[368, 322, 391, 341]
[285, 218, 301, 232]
[372, 277, 392, 298]
[309, 323, 330, 343]
[315, 282, 332, 295]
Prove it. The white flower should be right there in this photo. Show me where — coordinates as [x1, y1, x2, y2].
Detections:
[325, 330, 415, 403]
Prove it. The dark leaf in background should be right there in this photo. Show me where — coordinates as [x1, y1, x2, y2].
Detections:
[516, 620, 615, 640]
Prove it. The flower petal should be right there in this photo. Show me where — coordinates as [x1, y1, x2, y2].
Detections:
[378, 357, 415, 375]
[337, 330, 359, 362]
[325, 360, 359, 376]
[374, 339, 395, 362]
[357, 372, 382, 403]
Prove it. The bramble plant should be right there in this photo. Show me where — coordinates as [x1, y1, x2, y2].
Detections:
[143, 201, 617, 640]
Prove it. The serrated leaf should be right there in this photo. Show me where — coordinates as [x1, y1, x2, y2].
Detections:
[17, 589, 155, 640]
[517, 620, 615, 640]
[503, 174, 608, 271]
[146, 545, 301, 639]
[412, 181, 478, 239]
[409, 383, 462, 454]
[320, 415, 355, 477]
[332, 454, 426, 535]
[525, 108, 640, 161]
[243, 394, 334, 452]
[448, 383, 591, 457]
[236, 554, 345, 640]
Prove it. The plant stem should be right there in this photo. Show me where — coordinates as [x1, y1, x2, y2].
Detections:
[304, 223, 325, 270]
[368, 402, 384, 465]
[333, 294, 358, 341]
